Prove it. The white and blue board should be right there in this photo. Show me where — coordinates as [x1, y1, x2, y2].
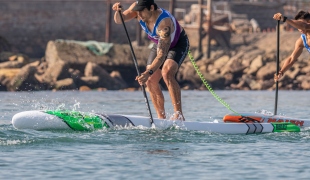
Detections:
[11, 110, 301, 134]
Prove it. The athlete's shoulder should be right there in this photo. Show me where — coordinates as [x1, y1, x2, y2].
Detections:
[297, 36, 304, 43]
[157, 18, 173, 32]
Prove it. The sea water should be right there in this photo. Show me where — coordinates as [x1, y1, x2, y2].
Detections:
[1, 90, 310, 180]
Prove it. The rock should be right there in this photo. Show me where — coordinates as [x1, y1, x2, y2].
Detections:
[300, 65, 310, 74]
[54, 78, 77, 90]
[110, 71, 128, 87]
[220, 57, 245, 76]
[78, 76, 100, 89]
[83, 62, 127, 90]
[177, 61, 202, 89]
[79, 85, 91, 91]
[0, 61, 26, 69]
[256, 62, 276, 80]
[36, 60, 70, 84]
[285, 65, 300, 80]
[200, 71, 226, 89]
[0, 68, 20, 79]
[45, 40, 150, 68]
[0, 54, 31, 69]
[9, 55, 17, 61]
[213, 55, 230, 69]
[0, 52, 16, 62]
[3, 30, 310, 91]
[245, 55, 263, 75]
[242, 48, 265, 64]
[69, 68, 82, 80]
[301, 81, 310, 90]
[8, 61, 41, 91]
[44, 40, 151, 88]
[296, 75, 310, 82]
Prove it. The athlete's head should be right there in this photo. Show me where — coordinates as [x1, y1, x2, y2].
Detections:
[294, 10, 310, 20]
[132, 0, 158, 11]
[294, 10, 310, 33]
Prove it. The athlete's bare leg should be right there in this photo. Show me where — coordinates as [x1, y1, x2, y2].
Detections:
[145, 67, 166, 119]
[161, 59, 185, 120]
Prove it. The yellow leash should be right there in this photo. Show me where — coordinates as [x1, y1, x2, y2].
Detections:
[187, 51, 239, 114]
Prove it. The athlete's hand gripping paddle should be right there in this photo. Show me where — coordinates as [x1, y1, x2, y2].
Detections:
[118, 10, 154, 126]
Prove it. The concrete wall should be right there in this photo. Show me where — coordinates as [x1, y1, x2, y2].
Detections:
[0, 0, 196, 58]
[0, 0, 112, 58]
[0, 0, 286, 58]
[229, 2, 284, 31]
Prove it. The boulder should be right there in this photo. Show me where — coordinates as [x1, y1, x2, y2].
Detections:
[245, 55, 263, 75]
[45, 40, 150, 68]
[8, 61, 41, 91]
[256, 62, 276, 80]
[55, 78, 77, 90]
[83, 62, 127, 90]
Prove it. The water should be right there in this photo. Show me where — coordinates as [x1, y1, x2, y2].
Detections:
[1, 90, 310, 179]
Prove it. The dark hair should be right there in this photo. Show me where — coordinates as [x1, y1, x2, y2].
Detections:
[304, 12, 310, 20]
[294, 10, 310, 20]
[146, 3, 158, 11]
[294, 11, 306, 20]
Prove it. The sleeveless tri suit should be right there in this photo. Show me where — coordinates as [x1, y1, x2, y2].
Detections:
[301, 34, 310, 53]
[138, 8, 190, 68]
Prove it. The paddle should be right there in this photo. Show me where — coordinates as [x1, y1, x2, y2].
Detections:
[118, 10, 154, 126]
[274, 20, 280, 115]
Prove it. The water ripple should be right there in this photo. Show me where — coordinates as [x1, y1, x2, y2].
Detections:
[1, 91, 310, 179]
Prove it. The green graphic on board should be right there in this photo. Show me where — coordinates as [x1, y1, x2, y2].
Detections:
[271, 122, 300, 132]
[46, 110, 109, 131]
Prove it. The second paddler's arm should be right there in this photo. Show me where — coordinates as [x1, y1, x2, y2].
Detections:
[280, 38, 304, 73]
[274, 38, 304, 81]
[286, 19, 310, 32]
[273, 13, 310, 32]
[112, 2, 137, 24]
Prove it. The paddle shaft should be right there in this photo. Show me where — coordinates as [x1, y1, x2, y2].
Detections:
[274, 20, 280, 115]
[118, 10, 154, 125]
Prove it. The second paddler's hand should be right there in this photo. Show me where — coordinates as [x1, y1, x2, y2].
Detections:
[273, 13, 283, 21]
[274, 71, 283, 82]
[136, 71, 150, 86]
[112, 2, 122, 11]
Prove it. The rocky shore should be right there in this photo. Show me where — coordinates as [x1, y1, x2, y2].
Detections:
[0, 31, 309, 91]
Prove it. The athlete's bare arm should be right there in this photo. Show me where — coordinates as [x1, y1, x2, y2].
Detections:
[281, 38, 304, 73]
[136, 18, 174, 85]
[148, 18, 174, 71]
[273, 13, 310, 31]
[112, 2, 138, 24]
[286, 19, 310, 31]
[274, 38, 304, 81]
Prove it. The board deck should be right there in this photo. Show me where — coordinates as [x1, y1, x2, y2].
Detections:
[223, 112, 310, 127]
[11, 110, 301, 134]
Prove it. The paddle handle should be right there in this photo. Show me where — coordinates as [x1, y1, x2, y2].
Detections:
[118, 10, 154, 125]
[274, 20, 280, 115]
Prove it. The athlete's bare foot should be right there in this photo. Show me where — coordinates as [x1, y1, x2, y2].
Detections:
[170, 111, 185, 121]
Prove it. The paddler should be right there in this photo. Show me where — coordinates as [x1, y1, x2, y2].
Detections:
[112, 0, 190, 120]
[273, 11, 310, 82]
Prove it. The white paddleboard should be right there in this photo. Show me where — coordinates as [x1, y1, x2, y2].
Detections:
[11, 110, 301, 134]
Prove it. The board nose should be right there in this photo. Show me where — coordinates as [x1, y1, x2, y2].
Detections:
[12, 111, 30, 129]
[11, 111, 70, 130]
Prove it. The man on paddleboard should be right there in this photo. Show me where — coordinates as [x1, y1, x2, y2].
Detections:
[273, 11, 310, 81]
[112, 0, 189, 120]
